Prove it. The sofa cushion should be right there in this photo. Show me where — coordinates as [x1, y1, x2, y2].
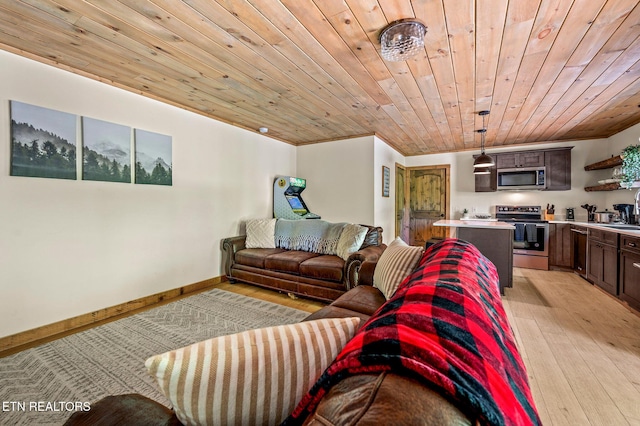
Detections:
[245, 218, 277, 248]
[331, 285, 386, 316]
[359, 225, 382, 249]
[336, 224, 368, 260]
[302, 286, 386, 328]
[265, 250, 320, 274]
[373, 237, 424, 299]
[145, 317, 360, 426]
[301, 373, 472, 425]
[235, 248, 286, 269]
[299, 255, 344, 282]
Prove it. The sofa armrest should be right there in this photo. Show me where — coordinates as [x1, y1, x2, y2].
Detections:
[221, 235, 247, 277]
[357, 260, 377, 287]
[345, 244, 386, 290]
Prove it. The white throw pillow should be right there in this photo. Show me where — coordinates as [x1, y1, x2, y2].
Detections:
[245, 218, 276, 248]
[145, 317, 360, 426]
[373, 237, 424, 299]
[336, 224, 368, 260]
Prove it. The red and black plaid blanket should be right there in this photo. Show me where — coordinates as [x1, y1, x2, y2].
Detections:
[285, 238, 540, 426]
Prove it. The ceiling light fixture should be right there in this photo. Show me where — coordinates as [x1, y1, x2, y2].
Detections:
[473, 110, 494, 172]
[379, 20, 427, 62]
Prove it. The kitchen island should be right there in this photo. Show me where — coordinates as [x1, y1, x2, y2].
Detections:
[434, 220, 514, 294]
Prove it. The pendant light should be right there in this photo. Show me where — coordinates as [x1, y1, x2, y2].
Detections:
[473, 110, 494, 171]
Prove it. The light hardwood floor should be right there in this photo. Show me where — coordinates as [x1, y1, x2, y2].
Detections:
[502, 268, 640, 426]
[220, 270, 640, 426]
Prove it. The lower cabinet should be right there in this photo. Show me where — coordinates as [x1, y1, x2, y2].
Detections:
[549, 223, 572, 268]
[620, 235, 640, 311]
[587, 229, 618, 296]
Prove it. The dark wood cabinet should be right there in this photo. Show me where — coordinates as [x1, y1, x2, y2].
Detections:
[587, 229, 619, 296]
[620, 234, 640, 311]
[571, 225, 588, 278]
[545, 148, 572, 190]
[474, 147, 571, 192]
[496, 151, 545, 168]
[473, 154, 497, 192]
[457, 227, 513, 294]
[549, 223, 572, 268]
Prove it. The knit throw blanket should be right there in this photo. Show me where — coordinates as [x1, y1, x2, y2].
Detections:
[275, 219, 345, 255]
[285, 239, 541, 426]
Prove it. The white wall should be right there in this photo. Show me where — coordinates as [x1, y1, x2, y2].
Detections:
[0, 51, 296, 337]
[296, 136, 375, 225]
[603, 122, 640, 207]
[373, 136, 405, 243]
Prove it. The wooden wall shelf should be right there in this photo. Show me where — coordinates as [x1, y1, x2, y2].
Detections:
[584, 155, 622, 171]
[584, 182, 621, 192]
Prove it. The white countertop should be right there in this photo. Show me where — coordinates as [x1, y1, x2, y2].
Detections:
[550, 220, 640, 236]
[434, 219, 515, 230]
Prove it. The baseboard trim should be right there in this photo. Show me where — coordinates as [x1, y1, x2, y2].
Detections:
[0, 276, 226, 356]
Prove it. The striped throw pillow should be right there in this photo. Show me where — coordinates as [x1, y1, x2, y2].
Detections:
[373, 236, 424, 299]
[145, 317, 360, 426]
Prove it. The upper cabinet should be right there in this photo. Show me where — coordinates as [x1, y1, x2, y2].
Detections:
[474, 147, 572, 192]
[545, 148, 572, 191]
[496, 151, 545, 169]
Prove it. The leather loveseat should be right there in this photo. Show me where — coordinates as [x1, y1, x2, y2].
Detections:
[221, 222, 386, 302]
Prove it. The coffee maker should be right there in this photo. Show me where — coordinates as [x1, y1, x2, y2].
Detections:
[613, 204, 635, 224]
[566, 208, 575, 221]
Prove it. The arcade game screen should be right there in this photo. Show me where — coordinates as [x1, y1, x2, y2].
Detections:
[286, 195, 307, 213]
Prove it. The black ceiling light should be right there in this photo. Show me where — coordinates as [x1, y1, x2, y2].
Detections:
[379, 20, 427, 62]
[473, 110, 494, 172]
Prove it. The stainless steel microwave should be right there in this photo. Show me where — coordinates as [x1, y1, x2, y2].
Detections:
[497, 167, 546, 190]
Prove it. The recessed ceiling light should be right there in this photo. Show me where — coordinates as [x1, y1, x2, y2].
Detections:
[259, 127, 268, 133]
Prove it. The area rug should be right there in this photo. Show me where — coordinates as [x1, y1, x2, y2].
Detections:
[0, 289, 309, 425]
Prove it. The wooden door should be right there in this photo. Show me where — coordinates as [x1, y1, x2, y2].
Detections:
[407, 166, 449, 247]
[395, 164, 408, 241]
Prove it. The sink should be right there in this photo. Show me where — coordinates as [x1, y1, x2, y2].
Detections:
[599, 224, 640, 230]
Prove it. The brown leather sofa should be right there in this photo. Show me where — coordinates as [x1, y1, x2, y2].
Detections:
[221, 225, 386, 302]
[65, 284, 472, 426]
[67, 240, 535, 426]
[297, 284, 474, 425]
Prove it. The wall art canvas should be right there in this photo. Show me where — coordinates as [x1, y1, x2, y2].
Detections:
[10, 100, 77, 180]
[134, 129, 172, 186]
[82, 117, 131, 183]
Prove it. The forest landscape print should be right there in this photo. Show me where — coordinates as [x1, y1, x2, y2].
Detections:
[10, 101, 77, 180]
[135, 129, 172, 186]
[82, 117, 131, 183]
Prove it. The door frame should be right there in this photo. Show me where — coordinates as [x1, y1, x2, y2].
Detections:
[395, 163, 407, 241]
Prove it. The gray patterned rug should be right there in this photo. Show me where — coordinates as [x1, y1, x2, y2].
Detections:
[0, 289, 309, 425]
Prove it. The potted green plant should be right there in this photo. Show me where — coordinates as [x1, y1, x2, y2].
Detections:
[620, 144, 640, 188]
[462, 208, 469, 219]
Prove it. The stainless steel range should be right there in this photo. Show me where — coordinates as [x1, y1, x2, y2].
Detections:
[495, 205, 549, 270]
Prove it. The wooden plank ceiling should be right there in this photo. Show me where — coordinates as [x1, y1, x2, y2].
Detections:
[1, 0, 640, 156]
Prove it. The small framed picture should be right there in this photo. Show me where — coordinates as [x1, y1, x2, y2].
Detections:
[382, 165, 390, 197]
